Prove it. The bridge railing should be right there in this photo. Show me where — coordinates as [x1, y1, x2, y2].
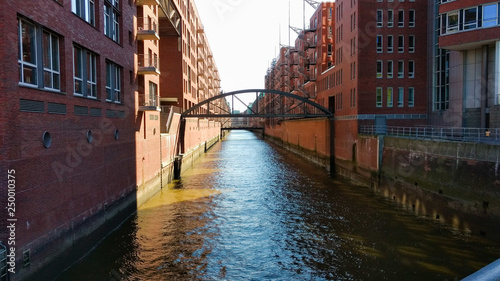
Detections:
[359, 125, 500, 143]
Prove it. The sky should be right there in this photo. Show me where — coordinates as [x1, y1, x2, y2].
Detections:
[194, 0, 318, 110]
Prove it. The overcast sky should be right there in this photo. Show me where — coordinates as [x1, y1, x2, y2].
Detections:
[194, 0, 317, 109]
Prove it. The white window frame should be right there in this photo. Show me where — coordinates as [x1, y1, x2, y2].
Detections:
[408, 87, 415, 107]
[409, 60, 415, 78]
[18, 18, 61, 91]
[377, 10, 383, 27]
[398, 87, 404, 107]
[73, 46, 97, 98]
[18, 19, 38, 87]
[71, 0, 95, 26]
[446, 11, 459, 33]
[387, 35, 394, 53]
[408, 35, 415, 53]
[388, 10, 394, 27]
[398, 35, 404, 53]
[377, 60, 383, 78]
[376, 35, 383, 53]
[398, 9, 404, 27]
[409, 9, 415, 27]
[104, 0, 120, 43]
[387, 87, 393, 107]
[398, 60, 404, 78]
[463, 7, 478, 30]
[376, 87, 383, 107]
[42, 31, 60, 91]
[387, 60, 393, 78]
[106, 61, 122, 103]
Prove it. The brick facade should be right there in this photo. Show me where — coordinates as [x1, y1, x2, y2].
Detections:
[0, 0, 227, 279]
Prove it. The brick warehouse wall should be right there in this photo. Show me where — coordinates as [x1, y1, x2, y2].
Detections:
[0, 0, 225, 280]
[266, 118, 331, 169]
[0, 0, 138, 280]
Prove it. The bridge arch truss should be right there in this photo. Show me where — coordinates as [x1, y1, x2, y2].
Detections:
[181, 89, 333, 119]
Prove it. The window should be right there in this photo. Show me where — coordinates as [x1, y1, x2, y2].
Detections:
[106, 61, 122, 103]
[387, 61, 393, 78]
[387, 87, 393, 107]
[398, 87, 404, 107]
[43, 31, 61, 90]
[483, 4, 498, 27]
[71, 0, 95, 26]
[18, 20, 38, 86]
[408, 87, 415, 107]
[328, 44, 333, 56]
[388, 10, 394, 27]
[408, 35, 415, 53]
[353, 61, 356, 79]
[409, 9, 415, 27]
[398, 60, 404, 78]
[376, 87, 383, 107]
[463, 7, 478, 30]
[398, 35, 404, 53]
[351, 88, 356, 108]
[104, 0, 120, 43]
[377, 60, 383, 78]
[18, 18, 61, 91]
[149, 82, 158, 107]
[446, 11, 459, 33]
[408, 60, 415, 78]
[435, 49, 450, 111]
[377, 10, 383, 27]
[73, 46, 97, 98]
[398, 10, 404, 27]
[387, 35, 393, 53]
[376, 35, 383, 53]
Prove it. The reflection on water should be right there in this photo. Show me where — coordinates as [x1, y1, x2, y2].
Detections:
[58, 131, 499, 281]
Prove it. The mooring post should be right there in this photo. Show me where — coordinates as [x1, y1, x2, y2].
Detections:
[174, 118, 187, 179]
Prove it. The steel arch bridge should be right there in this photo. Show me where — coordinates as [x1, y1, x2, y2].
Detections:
[174, 89, 334, 179]
[181, 89, 333, 119]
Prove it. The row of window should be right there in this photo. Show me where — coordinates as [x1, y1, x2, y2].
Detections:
[71, 0, 120, 43]
[377, 9, 416, 28]
[440, 3, 499, 35]
[376, 87, 415, 108]
[333, 90, 356, 112]
[18, 18, 123, 103]
[377, 60, 415, 79]
[376, 35, 415, 53]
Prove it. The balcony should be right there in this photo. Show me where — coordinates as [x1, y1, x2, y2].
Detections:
[136, 0, 159, 6]
[137, 17, 159, 41]
[136, 0, 181, 36]
[138, 93, 161, 111]
[138, 54, 160, 75]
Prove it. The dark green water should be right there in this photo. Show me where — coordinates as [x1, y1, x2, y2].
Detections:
[58, 131, 499, 280]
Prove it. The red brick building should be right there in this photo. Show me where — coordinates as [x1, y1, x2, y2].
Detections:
[266, 2, 335, 100]
[266, 0, 428, 163]
[0, 0, 225, 279]
[326, 0, 428, 161]
[1, 0, 137, 279]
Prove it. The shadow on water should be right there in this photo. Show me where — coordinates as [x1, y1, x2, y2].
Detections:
[57, 131, 500, 281]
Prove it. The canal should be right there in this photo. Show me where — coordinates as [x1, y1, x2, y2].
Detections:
[58, 131, 499, 280]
